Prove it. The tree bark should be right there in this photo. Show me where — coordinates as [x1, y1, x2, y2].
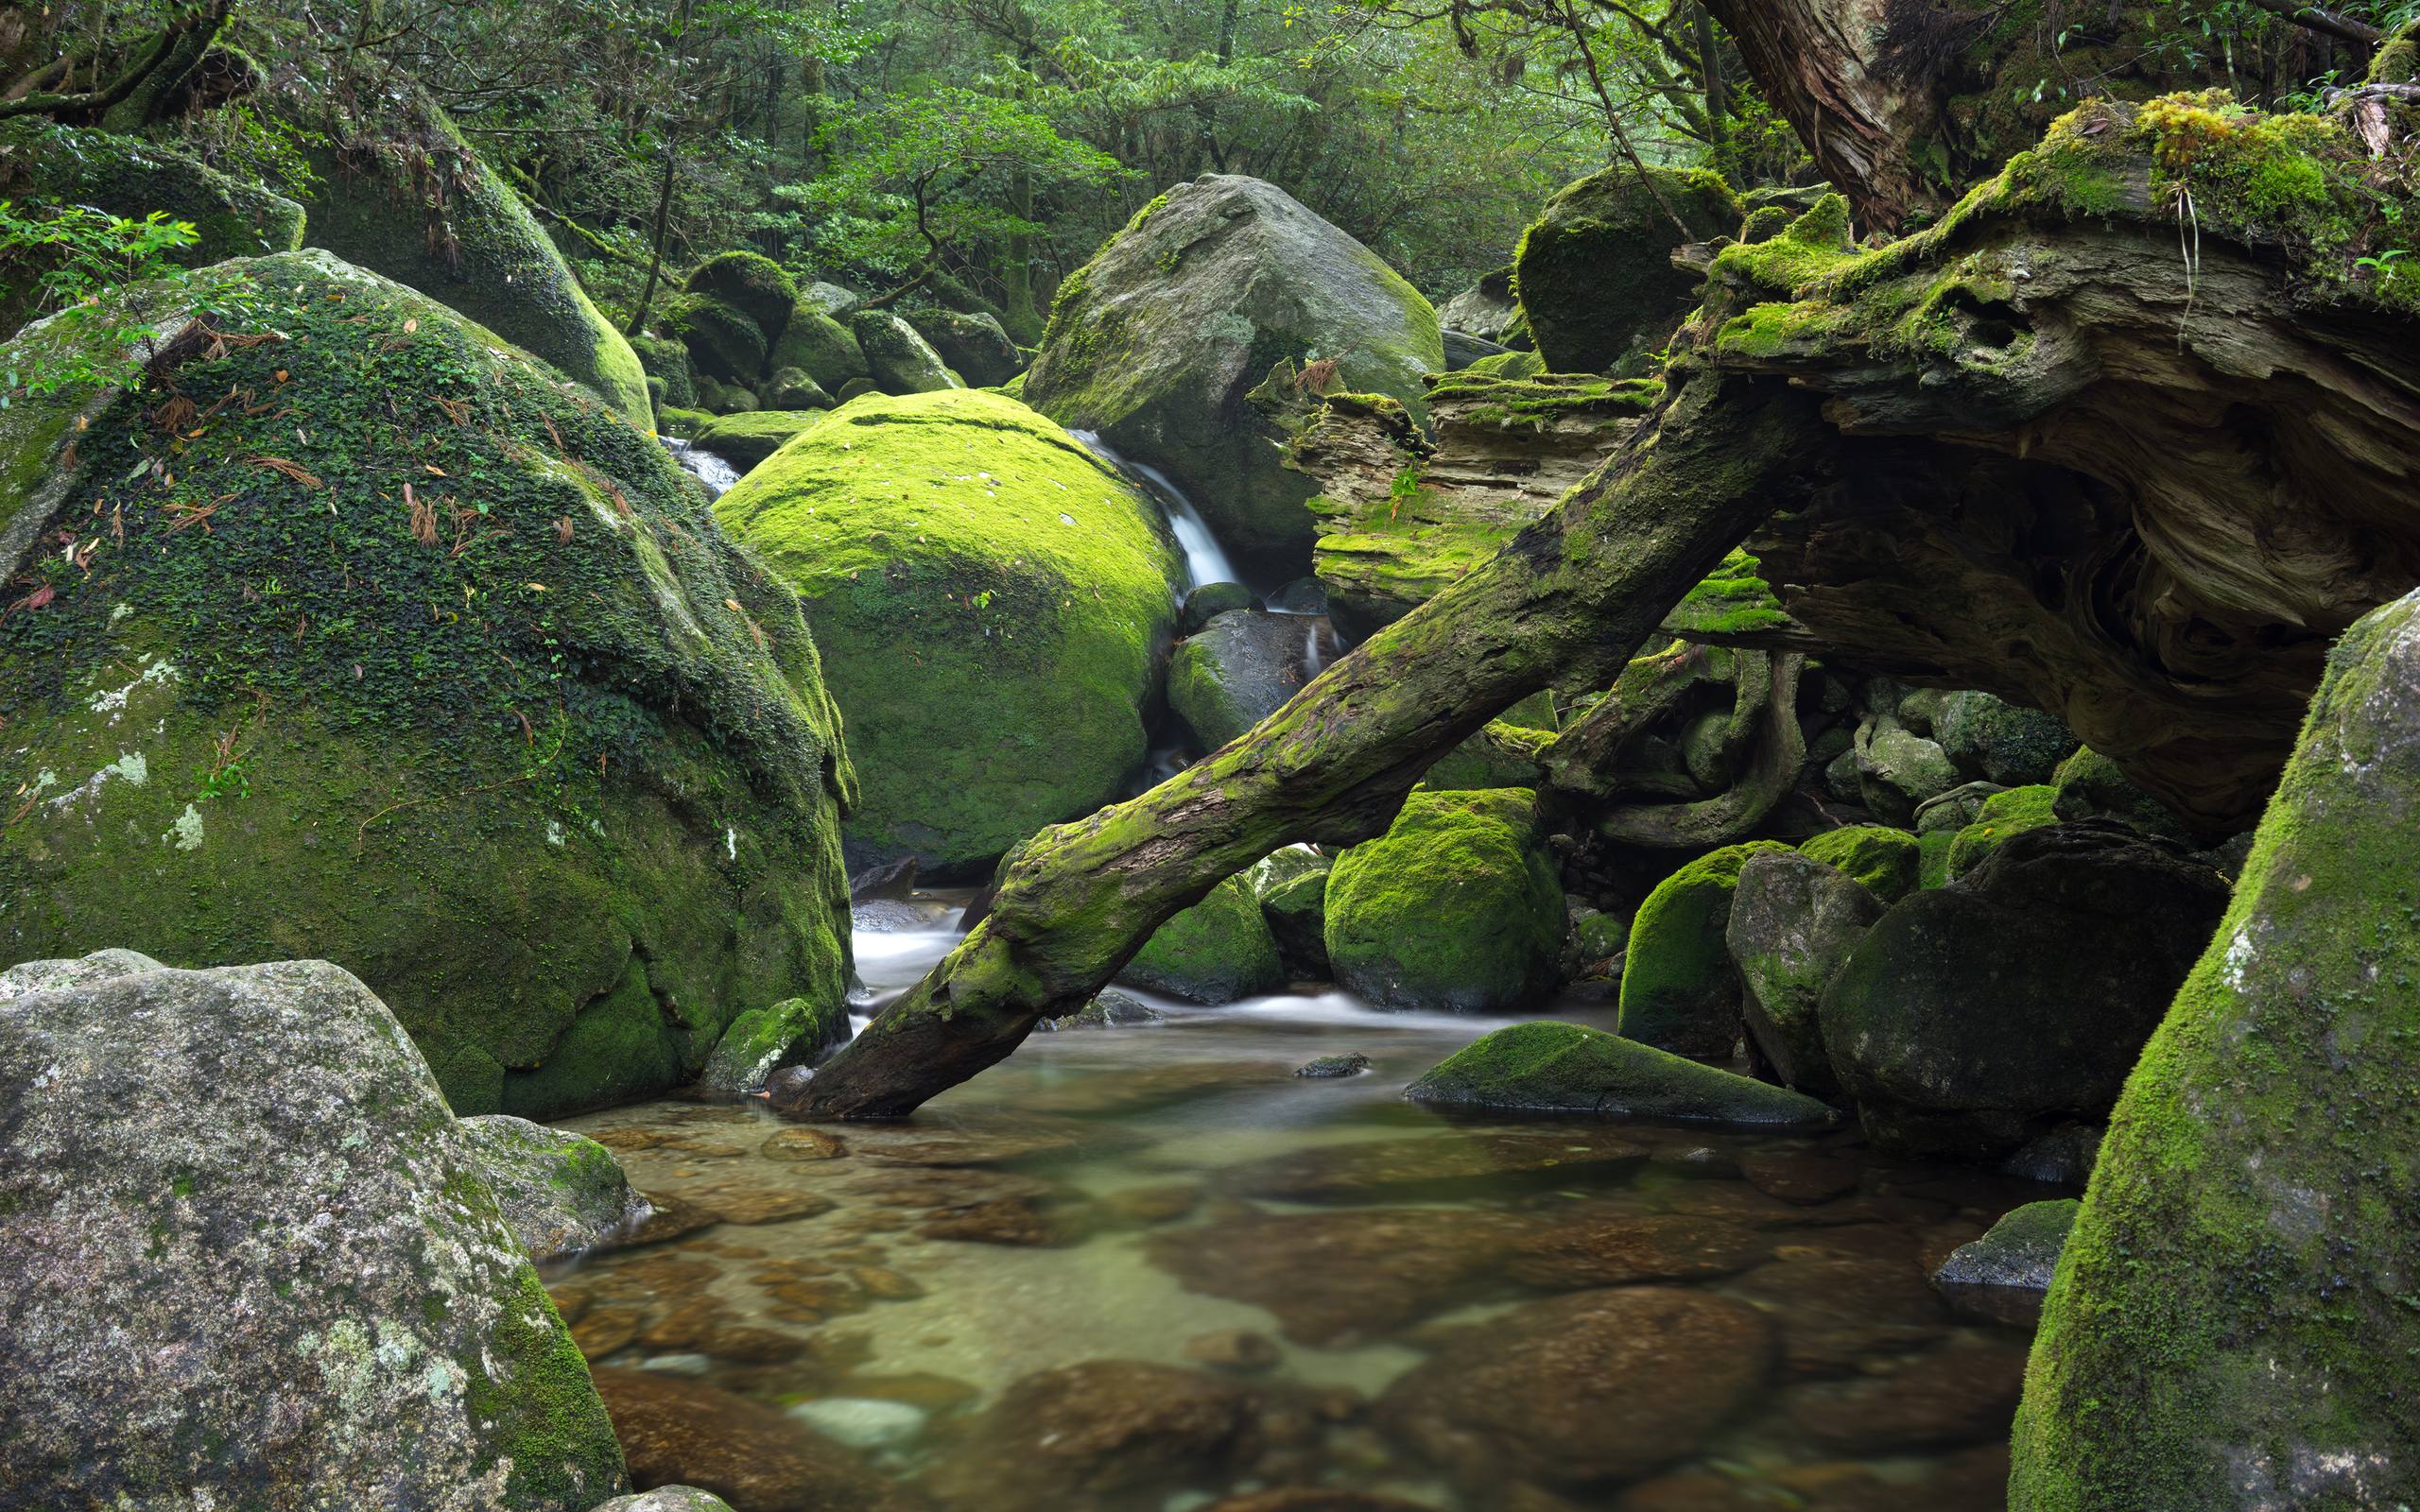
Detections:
[1700, 0, 1933, 229]
[796, 369, 1824, 1118]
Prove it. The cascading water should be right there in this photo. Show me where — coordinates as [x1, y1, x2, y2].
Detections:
[1066, 428, 1244, 593]
[659, 436, 741, 498]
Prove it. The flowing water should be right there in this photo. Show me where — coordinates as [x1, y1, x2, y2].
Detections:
[1069, 428, 1248, 593]
[552, 895, 2048, 1512]
[663, 436, 742, 498]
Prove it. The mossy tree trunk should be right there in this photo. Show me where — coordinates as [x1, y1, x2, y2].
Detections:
[797, 369, 1825, 1117]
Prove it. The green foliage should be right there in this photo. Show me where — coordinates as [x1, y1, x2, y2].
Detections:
[0, 201, 219, 398]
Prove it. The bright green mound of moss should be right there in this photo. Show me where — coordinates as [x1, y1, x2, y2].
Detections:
[683, 251, 797, 342]
[767, 304, 871, 394]
[692, 410, 832, 467]
[296, 91, 650, 426]
[1617, 840, 1794, 1057]
[1800, 824, 1922, 903]
[1512, 163, 1740, 375]
[2012, 588, 2420, 1510]
[1947, 784, 2060, 879]
[1324, 788, 1564, 1012]
[1406, 1020, 1841, 1129]
[713, 387, 1177, 878]
[1662, 547, 1803, 642]
[1115, 874, 1285, 1004]
[0, 250, 854, 1120]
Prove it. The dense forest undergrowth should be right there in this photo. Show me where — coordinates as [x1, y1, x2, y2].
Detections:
[3, 2, 2419, 1511]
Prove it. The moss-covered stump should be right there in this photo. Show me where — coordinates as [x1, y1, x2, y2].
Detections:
[691, 409, 831, 467]
[1799, 824, 1921, 903]
[851, 309, 960, 394]
[0, 953, 628, 1508]
[455, 1113, 646, 1263]
[1945, 783, 2059, 879]
[1725, 850, 1881, 1095]
[711, 387, 1177, 878]
[295, 88, 650, 426]
[768, 303, 871, 394]
[2013, 589, 2420, 1511]
[0, 251, 855, 1119]
[683, 251, 796, 344]
[1616, 840, 1793, 1057]
[1323, 788, 1564, 1012]
[1512, 164, 1741, 375]
[1407, 1021, 1840, 1129]
[1025, 175, 1444, 573]
[1114, 873, 1285, 1004]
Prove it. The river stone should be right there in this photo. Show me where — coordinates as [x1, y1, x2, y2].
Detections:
[1147, 1207, 1534, 1344]
[1377, 1287, 1774, 1486]
[0, 954, 628, 1509]
[1512, 164, 1741, 375]
[2013, 591, 2420, 1509]
[1294, 1052, 1369, 1077]
[850, 308, 960, 394]
[712, 387, 1176, 877]
[593, 1367, 913, 1512]
[1784, 1340, 2031, 1454]
[456, 1113, 648, 1263]
[767, 304, 872, 394]
[1506, 1211, 1772, 1288]
[919, 1360, 1258, 1509]
[683, 250, 797, 342]
[1221, 1129, 1648, 1202]
[1025, 174, 1444, 570]
[0, 251, 853, 1120]
[591, 1489, 737, 1512]
[698, 992, 849, 1095]
[1798, 824, 1921, 902]
[1183, 579, 1260, 632]
[761, 368, 833, 412]
[1256, 854, 1332, 977]
[1116, 874, 1286, 1004]
[1726, 850, 1882, 1095]
[908, 308, 1024, 387]
[1854, 713, 1962, 824]
[690, 408, 830, 466]
[1171, 608, 1336, 748]
[1934, 1198, 2078, 1325]
[1820, 821, 2228, 1158]
[1324, 787, 1564, 1012]
[1933, 689, 2075, 786]
[1617, 841, 1794, 1057]
[1034, 988, 1168, 1030]
[1406, 1021, 1841, 1130]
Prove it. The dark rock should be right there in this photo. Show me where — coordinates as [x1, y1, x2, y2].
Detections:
[1222, 1130, 1648, 1202]
[918, 1361, 1255, 1509]
[1036, 988, 1169, 1030]
[1183, 580, 1260, 633]
[1505, 1211, 1771, 1287]
[1442, 328, 1512, 369]
[1725, 850, 1881, 1094]
[1293, 1053, 1370, 1078]
[1268, 576, 1331, 614]
[1170, 609, 1338, 749]
[1784, 1341, 2030, 1453]
[1999, 1122, 2101, 1187]
[1933, 1197, 2079, 1325]
[1407, 1021, 1841, 1131]
[1933, 689, 2075, 785]
[762, 1064, 819, 1111]
[593, 1367, 915, 1512]
[1255, 851, 1334, 978]
[1731, 1255, 1950, 1376]
[849, 855, 920, 902]
[1737, 1149, 1862, 1205]
[906, 308, 1023, 387]
[1183, 1330, 1285, 1371]
[1513, 164, 1740, 374]
[1147, 1208, 1532, 1344]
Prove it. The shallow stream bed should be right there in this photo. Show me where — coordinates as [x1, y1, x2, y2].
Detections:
[553, 894, 2048, 1512]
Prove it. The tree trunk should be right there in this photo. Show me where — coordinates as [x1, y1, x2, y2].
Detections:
[796, 369, 1824, 1118]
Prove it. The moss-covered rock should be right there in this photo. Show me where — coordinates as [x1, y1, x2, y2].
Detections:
[1025, 176, 1444, 572]
[1324, 788, 1564, 1012]
[0, 954, 628, 1508]
[1421, 717, 1556, 792]
[1935, 1197, 2078, 1319]
[850, 309, 960, 394]
[630, 334, 697, 413]
[1258, 861, 1331, 980]
[1933, 689, 2075, 786]
[1616, 840, 1794, 1057]
[1167, 608, 1328, 750]
[1726, 850, 1881, 1095]
[698, 992, 849, 1094]
[1406, 1020, 1840, 1129]
[691, 409, 831, 467]
[0, 251, 854, 1119]
[1115, 873, 1285, 1004]
[455, 1113, 645, 1263]
[711, 387, 1177, 877]
[1799, 824, 1921, 902]
[908, 308, 1023, 387]
[1180, 580, 1257, 632]
[2049, 746, 2193, 840]
[1852, 713, 1961, 823]
[1512, 164, 1741, 374]
[1946, 783, 2060, 879]
[683, 250, 796, 343]
[670, 295, 769, 385]
[2012, 588, 2420, 1510]
[761, 367, 831, 411]
[767, 303, 871, 394]
[295, 88, 651, 426]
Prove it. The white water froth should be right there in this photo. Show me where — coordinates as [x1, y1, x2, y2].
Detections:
[1066, 428, 1244, 593]
[660, 436, 741, 497]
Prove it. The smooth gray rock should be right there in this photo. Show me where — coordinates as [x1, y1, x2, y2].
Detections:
[0, 954, 627, 1510]
[455, 1114, 648, 1263]
[1437, 266, 1520, 343]
[1169, 608, 1338, 749]
[1726, 850, 1881, 1096]
[590, 1487, 737, 1512]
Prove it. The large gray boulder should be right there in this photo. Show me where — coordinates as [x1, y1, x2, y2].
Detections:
[850, 308, 960, 394]
[1725, 850, 1882, 1095]
[0, 953, 628, 1509]
[1025, 175, 1445, 571]
[455, 1114, 648, 1263]
[1819, 821, 2229, 1156]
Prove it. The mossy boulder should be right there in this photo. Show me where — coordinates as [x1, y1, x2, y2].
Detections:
[1250, 844, 1334, 978]
[0, 251, 855, 1120]
[2012, 589, 2420, 1510]
[762, 367, 831, 411]
[767, 304, 872, 394]
[1406, 1020, 1841, 1129]
[1115, 874, 1285, 1004]
[295, 89, 650, 426]
[908, 308, 1024, 387]
[1324, 788, 1564, 1012]
[630, 334, 697, 413]
[0, 953, 628, 1508]
[850, 309, 960, 394]
[1852, 713, 1962, 823]
[1820, 822, 2228, 1158]
[683, 250, 796, 342]
[1616, 840, 1794, 1058]
[455, 1113, 645, 1263]
[1933, 689, 2076, 785]
[2049, 746, 2193, 840]
[1167, 608, 1327, 750]
[1946, 783, 2060, 879]
[691, 409, 831, 467]
[1180, 579, 1257, 632]
[1935, 1197, 2078, 1325]
[711, 387, 1177, 878]
[1799, 824, 1921, 902]
[1512, 164, 1741, 374]
[1725, 850, 1882, 1096]
[670, 295, 769, 386]
[1025, 175, 1444, 572]
[698, 992, 849, 1095]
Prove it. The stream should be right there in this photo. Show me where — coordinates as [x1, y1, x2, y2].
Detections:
[552, 892, 2044, 1511]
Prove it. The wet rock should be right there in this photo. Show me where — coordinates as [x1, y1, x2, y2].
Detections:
[1933, 690, 2075, 786]
[786, 1397, 929, 1451]
[1619, 841, 1794, 1057]
[0, 954, 626, 1510]
[1294, 1053, 1371, 1077]
[1725, 850, 1881, 1094]
[760, 1128, 850, 1161]
[918, 1361, 1256, 1509]
[1036, 988, 1169, 1030]
[1116, 874, 1287, 1004]
[1326, 788, 1565, 1012]
[1730, 1255, 1949, 1376]
[590, 1488, 738, 1512]
[1999, 1122, 2100, 1187]
[1406, 1021, 1841, 1130]
[700, 994, 849, 1096]
[1170, 608, 1339, 749]
[1820, 821, 2228, 1156]
[1737, 1149, 1861, 1205]
[1184, 580, 1260, 632]
[594, 1368, 916, 1512]
[1784, 1340, 2030, 1452]
[1506, 1211, 1771, 1287]
[1184, 1329, 1286, 1371]
[1149, 1207, 1533, 1344]
[1224, 1130, 1648, 1202]
[1933, 1197, 2078, 1325]
[1269, 576, 1332, 615]
[1095, 1183, 1203, 1226]
[848, 855, 920, 902]
[1378, 1288, 1773, 1486]
[763, 1065, 820, 1112]
[1437, 266, 1522, 345]
[456, 1113, 648, 1263]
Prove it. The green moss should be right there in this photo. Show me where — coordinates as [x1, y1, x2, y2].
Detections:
[765, 303, 870, 393]
[628, 335, 695, 412]
[669, 295, 768, 384]
[1513, 163, 1741, 374]
[690, 409, 830, 466]
[1324, 787, 1564, 1012]
[1421, 718, 1554, 791]
[1707, 194, 1865, 296]
[700, 992, 847, 1093]
[1918, 828, 1958, 889]
[682, 250, 797, 340]
[1946, 783, 2060, 879]
[1117, 873, 1285, 1004]
[1617, 840, 1794, 1057]
[1405, 1019, 1840, 1128]
[1461, 348, 1546, 380]
[2052, 746, 2192, 840]
[712, 387, 1176, 877]
[1800, 825, 1921, 903]
[459, 1263, 626, 1503]
[1663, 546, 1796, 639]
[0, 252, 853, 1119]
[2, 119, 304, 277]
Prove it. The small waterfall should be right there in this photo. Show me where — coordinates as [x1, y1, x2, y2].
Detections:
[661, 436, 741, 498]
[1067, 428, 1244, 592]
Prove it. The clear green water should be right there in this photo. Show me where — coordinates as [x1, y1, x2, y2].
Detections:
[552, 894, 2044, 1512]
